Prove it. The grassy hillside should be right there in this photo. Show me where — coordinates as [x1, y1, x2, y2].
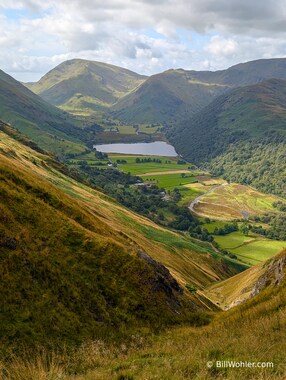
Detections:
[209, 140, 286, 198]
[112, 69, 229, 123]
[25, 57, 286, 126]
[112, 58, 286, 124]
[191, 183, 281, 220]
[0, 121, 247, 350]
[26, 59, 146, 116]
[169, 79, 286, 198]
[0, 69, 90, 157]
[203, 248, 286, 309]
[3, 249, 286, 379]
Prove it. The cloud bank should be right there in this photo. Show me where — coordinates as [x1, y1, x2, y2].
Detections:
[1, 0, 286, 80]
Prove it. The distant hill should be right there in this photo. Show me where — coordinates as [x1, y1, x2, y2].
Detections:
[25, 57, 286, 124]
[26, 59, 146, 116]
[0, 69, 89, 157]
[111, 69, 230, 123]
[168, 78, 286, 197]
[112, 58, 286, 124]
[182, 57, 286, 87]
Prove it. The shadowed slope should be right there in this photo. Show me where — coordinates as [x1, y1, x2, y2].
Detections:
[0, 69, 88, 157]
[112, 58, 286, 124]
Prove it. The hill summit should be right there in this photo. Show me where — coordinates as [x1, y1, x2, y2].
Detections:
[26, 59, 146, 115]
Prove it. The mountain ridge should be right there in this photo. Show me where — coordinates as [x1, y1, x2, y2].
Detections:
[111, 57, 286, 123]
[0, 68, 89, 157]
[168, 78, 286, 197]
[26, 59, 147, 115]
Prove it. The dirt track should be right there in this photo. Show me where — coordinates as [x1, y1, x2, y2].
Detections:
[189, 182, 229, 218]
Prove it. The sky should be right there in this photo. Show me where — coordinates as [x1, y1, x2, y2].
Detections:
[1, 0, 286, 82]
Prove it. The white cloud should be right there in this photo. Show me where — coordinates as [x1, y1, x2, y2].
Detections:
[206, 36, 239, 58]
[1, 0, 286, 81]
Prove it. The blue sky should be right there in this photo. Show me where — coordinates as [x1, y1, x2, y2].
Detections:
[1, 0, 286, 81]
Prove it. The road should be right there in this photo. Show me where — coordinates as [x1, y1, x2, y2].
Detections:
[189, 182, 228, 217]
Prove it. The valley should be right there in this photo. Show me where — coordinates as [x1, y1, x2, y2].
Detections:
[1, 56, 286, 379]
[68, 145, 286, 269]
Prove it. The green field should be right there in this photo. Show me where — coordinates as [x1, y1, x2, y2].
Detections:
[112, 154, 209, 197]
[178, 186, 205, 204]
[67, 151, 286, 268]
[93, 121, 165, 143]
[138, 125, 161, 134]
[215, 231, 286, 265]
[104, 125, 135, 134]
[144, 173, 198, 189]
[203, 221, 231, 233]
[68, 152, 214, 205]
[110, 154, 195, 174]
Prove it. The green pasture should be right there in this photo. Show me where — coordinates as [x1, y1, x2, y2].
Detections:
[144, 173, 198, 190]
[203, 221, 231, 233]
[138, 125, 160, 134]
[110, 154, 195, 174]
[179, 186, 205, 205]
[233, 240, 286, 265]
[215, 231, 286, 265]
[104, 125, 136, 135]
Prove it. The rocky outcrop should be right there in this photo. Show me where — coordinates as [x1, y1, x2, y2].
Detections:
[250, 254, 286, 298]
[137, 251, 183, 312]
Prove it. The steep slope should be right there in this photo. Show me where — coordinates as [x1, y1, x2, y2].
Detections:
[203, 248, 286, 310]
[0, 69, 88, 157]
[169, 79, 286, 197]
[26, 59, 146, 115]
[78, 247, 286, 379]
[6, 248, 286, 379]
[112, 69, 229, 123]
[0, 121, 245, 348]
[112, 57, 286, 124]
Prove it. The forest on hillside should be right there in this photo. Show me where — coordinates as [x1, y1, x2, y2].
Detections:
[209, 140, 286, 198]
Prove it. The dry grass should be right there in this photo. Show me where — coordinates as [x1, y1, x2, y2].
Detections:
[2, 281, 285, 380]
[192, 183, 283, 220]
[2, 256, 286, 379]
[1, 350, 66, 380]
[203, 260, 268, 309]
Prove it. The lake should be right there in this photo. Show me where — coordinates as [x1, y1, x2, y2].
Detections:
[93, 141, 178, 157]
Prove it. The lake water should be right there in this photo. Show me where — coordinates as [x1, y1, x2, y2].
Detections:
[93, 141, 178, 157]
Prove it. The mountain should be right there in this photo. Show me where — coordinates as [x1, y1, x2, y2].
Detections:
[168, 78, 286, 197]
[112, 57, 286, 124]
[111, 69, 230, 123]
[25, 57, 286, 125]
[0, 120, 242, 348]
[180, 57, 286, 87]
[26, 59, 146, 116]
[0, 68, 89, 157]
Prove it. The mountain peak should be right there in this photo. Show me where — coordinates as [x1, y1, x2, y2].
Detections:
[26, 59, 147, 113]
